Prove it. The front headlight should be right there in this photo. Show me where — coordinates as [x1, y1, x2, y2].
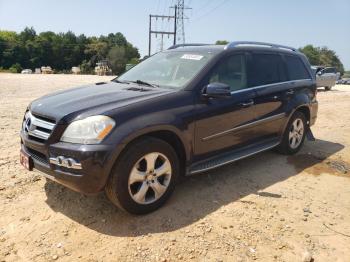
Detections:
[61, 115, 115, 144]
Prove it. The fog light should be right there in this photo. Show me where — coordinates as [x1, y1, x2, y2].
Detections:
[49, 156, 82, 170]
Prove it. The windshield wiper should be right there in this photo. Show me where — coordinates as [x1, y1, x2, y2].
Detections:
[113, 79, 130, 84]
[130, 80, 159, 88]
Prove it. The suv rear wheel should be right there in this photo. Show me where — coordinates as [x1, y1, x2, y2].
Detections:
[277, 111, 307, 155]
[105, 137, 179, 214]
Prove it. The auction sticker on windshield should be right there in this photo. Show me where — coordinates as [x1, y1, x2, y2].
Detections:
[181, 54, 204, 60]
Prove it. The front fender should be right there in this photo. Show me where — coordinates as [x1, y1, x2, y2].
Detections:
[100, 111, 193, 184]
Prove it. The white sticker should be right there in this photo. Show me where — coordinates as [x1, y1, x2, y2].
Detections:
[181, 54, 204, 60]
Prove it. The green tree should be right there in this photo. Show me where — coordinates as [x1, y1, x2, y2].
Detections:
[9, 63, 22, 73]
[215, 40, 229, 45]
[299, 45, 344, 75]
[107, 46, 127, 75]
[343, 71, 350, 78]
[0, 28, 140, 74]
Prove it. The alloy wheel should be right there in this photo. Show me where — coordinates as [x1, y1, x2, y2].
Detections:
[289, 118, 304, 149]
[128, 152, 172, 204]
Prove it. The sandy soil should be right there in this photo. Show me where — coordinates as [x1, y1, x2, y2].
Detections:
[0, 73, 349, 262]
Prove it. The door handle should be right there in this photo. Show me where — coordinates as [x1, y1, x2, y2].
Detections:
[239, 100, 254, 107]
[286, 89, 295, 95]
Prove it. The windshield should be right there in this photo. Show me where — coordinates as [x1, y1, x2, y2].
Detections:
[116, 51, 215, 89]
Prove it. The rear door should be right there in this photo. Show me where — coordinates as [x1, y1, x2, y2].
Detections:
[246, 52, 290, 139]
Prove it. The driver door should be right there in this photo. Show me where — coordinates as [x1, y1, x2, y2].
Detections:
[194, 53, 258, 159]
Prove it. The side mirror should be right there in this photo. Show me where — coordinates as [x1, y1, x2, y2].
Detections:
[203, 82, 231, 98]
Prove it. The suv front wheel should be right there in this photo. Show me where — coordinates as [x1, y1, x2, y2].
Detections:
[105, 137, 179, 214]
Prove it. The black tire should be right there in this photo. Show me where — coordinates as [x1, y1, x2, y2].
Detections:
[105, 137, 179, 214]
[277, 111, 307, 155]
[325, 86, 331, 91]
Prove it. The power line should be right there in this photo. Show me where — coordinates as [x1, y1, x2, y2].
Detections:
[191, 0, 229, 23]
[193, 0, 214, 15]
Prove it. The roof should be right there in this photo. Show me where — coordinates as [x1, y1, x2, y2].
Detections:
[167, 41, 299, 55]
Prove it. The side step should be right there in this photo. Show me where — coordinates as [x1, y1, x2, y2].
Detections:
[188, 138, 280, 175]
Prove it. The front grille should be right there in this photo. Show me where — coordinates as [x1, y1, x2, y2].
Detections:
[22, 111, 56, 142]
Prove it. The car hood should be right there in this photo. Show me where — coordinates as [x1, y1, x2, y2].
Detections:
[29, 81, 175, 122]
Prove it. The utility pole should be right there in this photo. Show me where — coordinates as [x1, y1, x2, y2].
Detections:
[148, 8, 177, 56]
[171, 0, 192, 45]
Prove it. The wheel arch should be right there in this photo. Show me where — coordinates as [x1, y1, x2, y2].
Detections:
[106, 126, 190, 181]
[295, 105, 310, 124]
[129, 130, 187, 176]
[281, 104, 311, 138]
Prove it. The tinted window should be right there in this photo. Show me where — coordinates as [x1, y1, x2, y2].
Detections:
[285, 55, 310, 80]
[248, 54, 286, 87]
[209, 54, 247, 92]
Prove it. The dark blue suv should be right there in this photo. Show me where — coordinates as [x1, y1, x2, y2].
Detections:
[20, 41, 318, 214]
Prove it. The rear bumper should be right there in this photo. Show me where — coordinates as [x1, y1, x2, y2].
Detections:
[20, 131, 114, 194]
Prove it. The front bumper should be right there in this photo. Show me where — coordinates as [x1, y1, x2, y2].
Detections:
[20, 130, 114, 194]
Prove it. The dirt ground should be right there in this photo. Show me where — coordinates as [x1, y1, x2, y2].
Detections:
[0, 73, 350, 262]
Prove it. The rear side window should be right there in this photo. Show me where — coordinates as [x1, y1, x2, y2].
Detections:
[247, 54, 286, 87]
[285, 55, 310, 80]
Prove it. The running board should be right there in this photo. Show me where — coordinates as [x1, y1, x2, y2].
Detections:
[188, 139, 280, 175]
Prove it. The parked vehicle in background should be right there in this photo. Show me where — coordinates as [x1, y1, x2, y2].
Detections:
[21, 69, 32, 74]
[71, 67, 81, 74]
[336, 79, 349, 85]
[336, 79, 342, 84]
[41, 66, 53, 74]
[20, 41, 318, 214]
[312, 66, 337, 91]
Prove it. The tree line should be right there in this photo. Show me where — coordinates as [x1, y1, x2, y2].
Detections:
[0, 27, 140, 75]
[0, 30, 346, 76]
[215, 40, 345, 75]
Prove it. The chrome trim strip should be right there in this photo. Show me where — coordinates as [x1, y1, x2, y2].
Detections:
[202, 113, 286, 141]
[230, 79, 312, 95]
[31, 117, 55, 130]
[190, 142, 280, 175]
[27, 112, 55, 130]
[28, 129, 50, 140]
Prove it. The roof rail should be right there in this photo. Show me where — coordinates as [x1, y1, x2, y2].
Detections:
[168, 43, 210, 50]
[225, 41, 297, 52]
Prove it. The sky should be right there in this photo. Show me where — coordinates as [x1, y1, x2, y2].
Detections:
[0, 0, 349, 69]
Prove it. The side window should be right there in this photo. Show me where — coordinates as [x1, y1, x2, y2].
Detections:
[285, 55, 310, 80]
[325, 68, 336, 74]
[209, 54, 247, 92]
[247, 54, 286, 87]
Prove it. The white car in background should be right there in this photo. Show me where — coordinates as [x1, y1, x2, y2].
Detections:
[312, 66, 337, 91]
[21, 69, 32, 74]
